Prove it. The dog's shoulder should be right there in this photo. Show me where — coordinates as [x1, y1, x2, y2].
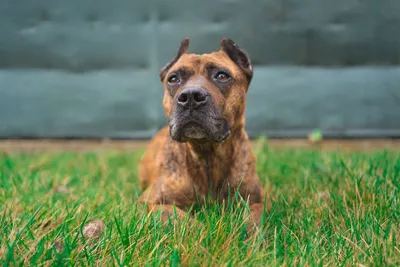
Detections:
[139, 126, 186, 189]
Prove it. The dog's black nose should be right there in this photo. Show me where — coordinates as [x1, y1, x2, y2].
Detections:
[177, 88, 208, 109]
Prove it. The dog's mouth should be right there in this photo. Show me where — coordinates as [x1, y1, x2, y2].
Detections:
[182, 122, 207, 139]
[169, 117, 231, 143]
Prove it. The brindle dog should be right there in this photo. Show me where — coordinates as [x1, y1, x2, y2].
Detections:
[139, 37, 269, 229]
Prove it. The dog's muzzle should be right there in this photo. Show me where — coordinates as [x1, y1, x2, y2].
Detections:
[168, 88, 230, 142]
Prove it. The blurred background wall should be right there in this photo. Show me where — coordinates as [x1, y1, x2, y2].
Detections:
[0, 0, 399, 139]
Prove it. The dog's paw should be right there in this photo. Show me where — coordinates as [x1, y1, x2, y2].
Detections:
[244, 202, 271, 236]
[159, 209, 185, 222]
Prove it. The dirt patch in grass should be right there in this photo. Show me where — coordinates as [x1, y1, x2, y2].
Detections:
[0, 139, 399, 153]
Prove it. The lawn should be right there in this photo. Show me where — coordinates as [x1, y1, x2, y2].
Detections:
[0, 142, 399, 266]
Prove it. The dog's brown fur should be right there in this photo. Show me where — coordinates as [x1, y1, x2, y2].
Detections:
[138, 38, 269, 227]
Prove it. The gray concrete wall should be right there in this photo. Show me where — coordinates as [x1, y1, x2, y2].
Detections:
[0, 0, 399, 139]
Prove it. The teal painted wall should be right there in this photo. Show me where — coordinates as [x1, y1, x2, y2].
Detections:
[0, 0, 399, 138]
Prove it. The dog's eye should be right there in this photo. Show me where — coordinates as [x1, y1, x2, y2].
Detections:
[167, 75, 180, 85]
[214, 71, 231, 82]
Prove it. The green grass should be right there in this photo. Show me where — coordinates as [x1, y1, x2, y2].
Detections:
[0, 144, 399, 266]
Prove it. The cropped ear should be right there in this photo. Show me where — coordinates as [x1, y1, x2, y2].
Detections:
[159, 38, 190, 81]
[220, 38, 253, 85]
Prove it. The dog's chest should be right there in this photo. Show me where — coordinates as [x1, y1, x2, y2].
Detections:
[186, 153, 245, 199]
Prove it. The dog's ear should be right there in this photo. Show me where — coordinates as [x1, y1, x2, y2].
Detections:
[220, 38, 253, 85]
[159, 38, 190, 81]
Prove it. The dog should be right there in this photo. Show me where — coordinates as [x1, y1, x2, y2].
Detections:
[138, 37, 269, 229]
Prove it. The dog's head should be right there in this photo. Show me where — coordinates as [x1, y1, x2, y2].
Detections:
[160, 38, 253, 143]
